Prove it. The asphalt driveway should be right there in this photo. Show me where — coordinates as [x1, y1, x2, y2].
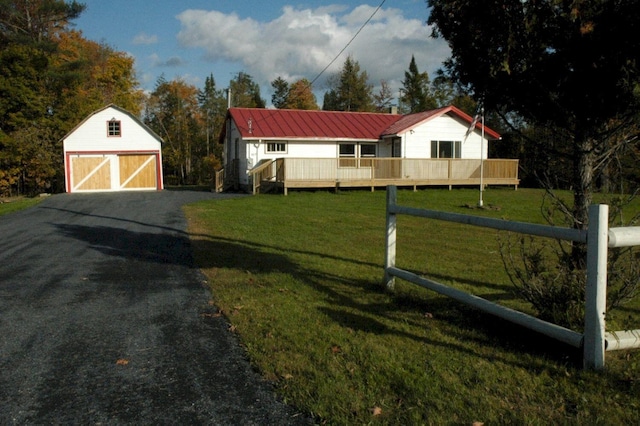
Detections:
[0, 191, 311, 424]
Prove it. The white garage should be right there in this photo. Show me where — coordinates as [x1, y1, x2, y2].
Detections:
[63, 104, 164, 193]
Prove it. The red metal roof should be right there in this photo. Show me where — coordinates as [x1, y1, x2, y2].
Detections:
[228, 108, 401, 140]
[226, 105, 501, 141]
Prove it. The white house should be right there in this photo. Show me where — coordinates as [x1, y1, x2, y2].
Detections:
[220, 105, 517, 194]
[63, 104, 164, 193]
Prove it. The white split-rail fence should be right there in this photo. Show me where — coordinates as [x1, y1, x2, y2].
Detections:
[383, 185, 640, 370]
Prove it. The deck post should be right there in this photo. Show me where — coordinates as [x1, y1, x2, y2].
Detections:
[384, 185, 397, 290]
[584, 204, 608, 370]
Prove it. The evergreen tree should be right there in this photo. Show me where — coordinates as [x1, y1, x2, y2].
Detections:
[429, 0, 640, 235]
[401, 55, 436, 113]
[229, 72, 265, 108]
[198, 74, 226, 159]
[322, 56, 374, 112]
[270, 76, 289, 109]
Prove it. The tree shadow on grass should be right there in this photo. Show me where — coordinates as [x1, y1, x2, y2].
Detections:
[188, 230, 581, 370]
[54, 219, 585, 372]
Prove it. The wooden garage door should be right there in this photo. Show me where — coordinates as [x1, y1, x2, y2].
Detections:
[119, 154, 157, 189]
[71, 156, 111, 191]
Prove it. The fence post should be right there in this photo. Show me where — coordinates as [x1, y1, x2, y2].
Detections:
[384, 185, 397, 291]
[584, 204, 609, 370]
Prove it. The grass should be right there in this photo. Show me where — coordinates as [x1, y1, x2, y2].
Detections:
[0, 196, 42, 216]
[185, 188, 640, 425]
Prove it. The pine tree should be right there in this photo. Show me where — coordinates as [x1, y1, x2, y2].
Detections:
[229, 72, 265, 108]
[271, 77, 289, 109]
[401, 55, 437, 113]
[322, 56, 374, 112]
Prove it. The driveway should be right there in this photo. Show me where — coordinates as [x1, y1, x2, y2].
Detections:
[0, 191, 311, 424]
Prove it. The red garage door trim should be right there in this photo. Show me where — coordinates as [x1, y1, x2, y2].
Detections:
[65, 150, 163, 193]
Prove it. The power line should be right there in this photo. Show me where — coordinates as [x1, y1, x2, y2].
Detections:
[232, 0, 387, 127]
[309, 0, 387, 87]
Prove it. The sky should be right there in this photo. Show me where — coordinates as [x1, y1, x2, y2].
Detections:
[74, 0, 450, 106]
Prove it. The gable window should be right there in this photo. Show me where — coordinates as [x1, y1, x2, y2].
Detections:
[108, 119, 121, 137]
[431, 140, 461, 158]
[266, 141, 287, 154]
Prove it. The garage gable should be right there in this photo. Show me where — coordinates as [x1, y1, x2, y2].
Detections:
[62, 105, 164, 193]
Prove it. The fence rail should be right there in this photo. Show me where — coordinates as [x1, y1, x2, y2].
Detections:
[383, 185, 640, 370]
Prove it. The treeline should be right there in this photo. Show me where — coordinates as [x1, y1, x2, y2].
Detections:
[0, 0, 473, 198]
[0, 1, 144, 195]
[2, 1, 636, 197]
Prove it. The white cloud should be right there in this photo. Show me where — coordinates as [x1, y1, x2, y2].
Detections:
[176, 5, 449, 94]
[148, 53, 186, 68]
[132, 32, 158, 45]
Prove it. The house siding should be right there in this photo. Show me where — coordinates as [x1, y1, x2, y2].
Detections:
[404, 115, 487, 159]
[64, 108, 160, 152]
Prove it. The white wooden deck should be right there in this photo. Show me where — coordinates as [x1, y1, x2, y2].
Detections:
[243, 158, 519, 195]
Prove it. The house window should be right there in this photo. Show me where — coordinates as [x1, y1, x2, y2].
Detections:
[266, 141, 287, 154]
[339, 143, 376, 167]
[360, 144, 376, 157]
[360, 144, 376, 167]
[339, 143, 356, 167]
[108, 120, 121, 137]
[431, 140, 461, 158]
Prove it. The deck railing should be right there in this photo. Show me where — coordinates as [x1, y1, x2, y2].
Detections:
[249, 158, 520, 194]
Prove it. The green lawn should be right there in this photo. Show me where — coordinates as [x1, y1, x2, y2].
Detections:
[185, 188, 640, 425]
[0, 197, 42, 216]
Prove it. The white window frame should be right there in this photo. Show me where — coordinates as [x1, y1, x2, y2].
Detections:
[338, 143, 357, 168]
[266, 141, 287, 154]
[431, 140, 461, 159]
[107, 120, 121, 137]
[338, 142, 377, 168]
[360, 144, 377, 158]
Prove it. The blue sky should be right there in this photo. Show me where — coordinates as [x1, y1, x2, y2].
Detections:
[74, 1, 449, 104]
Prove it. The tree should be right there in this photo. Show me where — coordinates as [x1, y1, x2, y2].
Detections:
[0, 1, 147, 196]
[198, 74, 226, 157]
[0, 0, 90, 195]
[429, 0, 640, 327]
[52, 31, 144, 121]
[145, 78, 204, 185]
[401, 55, 437, 113]
[197, 74, 225, 182]
[322, 55, 374, 112]
[430, 70, 476, 113]
[229, 72, 265, 108]
[270, 76, 289, 109]
[428, 0, 640, 235]
[0, 0, 85, 44]
[285, 79, 318, 110]
[271, 77, 318, 109]
[373, 80, 394, 113]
